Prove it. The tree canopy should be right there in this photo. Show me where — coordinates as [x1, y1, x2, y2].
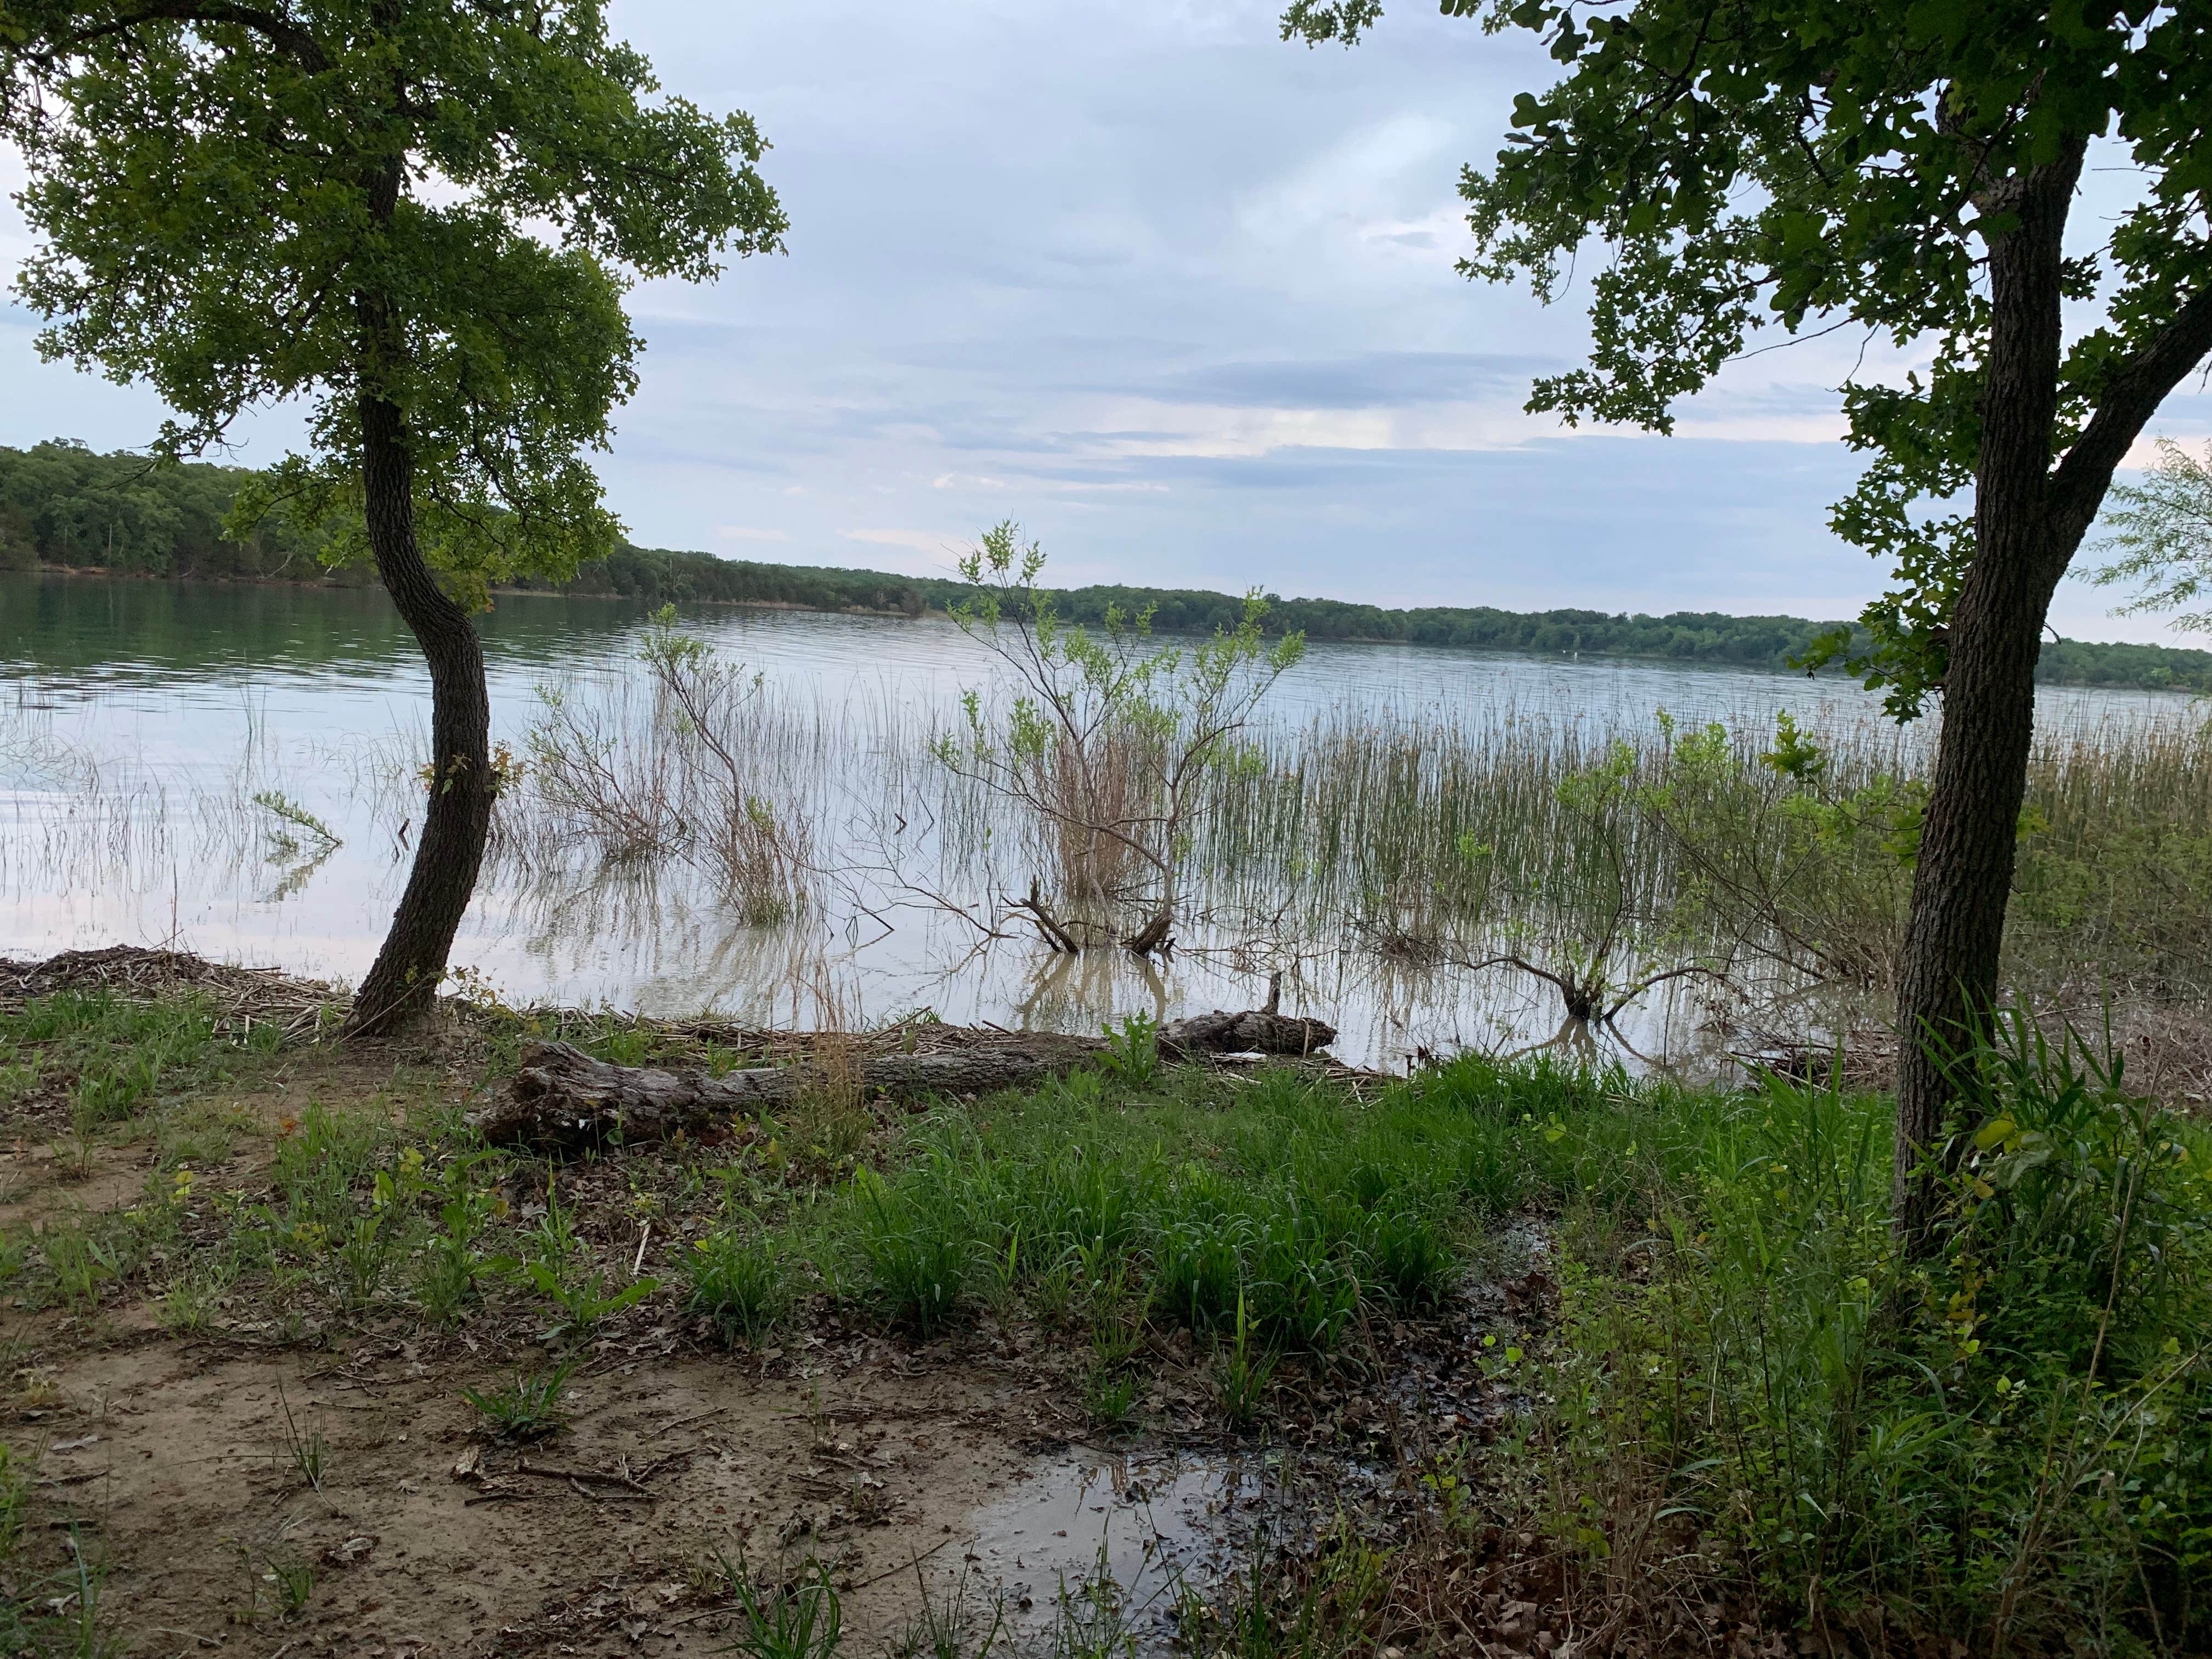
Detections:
[1288, 0, 2212, 715]
[2, 0, 785, 603]
[2090, 437, 2212, 634]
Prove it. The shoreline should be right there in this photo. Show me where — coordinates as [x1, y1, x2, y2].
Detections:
[10, 562, 2204, 693]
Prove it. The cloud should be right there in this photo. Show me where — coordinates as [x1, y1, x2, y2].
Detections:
[843, 528, 966, 554]
[7, 1, 2205, 646]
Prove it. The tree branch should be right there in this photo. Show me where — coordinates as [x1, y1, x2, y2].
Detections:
[66, 2, 329, 73]
[2049, 281, 2212, 558]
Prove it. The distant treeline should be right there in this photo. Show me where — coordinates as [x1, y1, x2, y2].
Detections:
[8, 437, 2211, 693]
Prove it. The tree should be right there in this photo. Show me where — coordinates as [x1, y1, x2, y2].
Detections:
[2089, 438, 2212, 633]
[935, 522, 1305, 958]
[1, 1, 785, 1035]
[1284, 0, 2212, 1244]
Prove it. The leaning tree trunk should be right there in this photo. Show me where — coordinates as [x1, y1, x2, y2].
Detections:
[1891, 145, 2080, 1248]
[342, 385, 495, 1039]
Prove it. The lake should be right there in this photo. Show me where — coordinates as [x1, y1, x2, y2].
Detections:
[2, 571, 2198, 1067]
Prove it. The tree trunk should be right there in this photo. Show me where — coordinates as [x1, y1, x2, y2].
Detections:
[342, 386, 495, 1039]
[1891, 144, 2081, 1248]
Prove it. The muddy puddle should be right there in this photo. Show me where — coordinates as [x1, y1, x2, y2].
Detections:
[955, 1448, 1278, 1638]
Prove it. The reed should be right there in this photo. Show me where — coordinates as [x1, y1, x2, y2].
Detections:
[7, 668, 2208, 1052]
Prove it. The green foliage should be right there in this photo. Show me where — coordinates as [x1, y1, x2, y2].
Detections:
[0, 989, 269, 1136]
[2, 1, 786, 602]
[682, 1228, 790, 1345]
[0, 1441, 30, 1560]
[849, 1164, 974, 1338]
[721, 1554, 845, 1659]
[14, 445, 2212, 688]
[940, 523, 1306, 933]
[0, 439, 321, 577]
[500, 1193, 658, 1345]
[2090, 437, 2212, 635]
[1504, 1024, 2212, 1649]
[1286, 0, 2212, 717]
[1096, 1017, 1162, 1091]
[460, 1359, 581, 1443]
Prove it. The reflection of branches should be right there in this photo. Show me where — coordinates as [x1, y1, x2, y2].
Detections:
[260, 841, 336, 904]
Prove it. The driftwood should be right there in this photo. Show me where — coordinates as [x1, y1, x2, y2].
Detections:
[476, 1003, 1341, 1150]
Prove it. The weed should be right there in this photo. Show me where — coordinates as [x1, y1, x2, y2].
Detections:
[891, 1564, 1007, 1659]
[1046, 1545, 1148, 1659]
[500, 1191, 658, 1345]
[0, 1440, 29, 1556]
[38, 1222, 122, 1311]
[684, 1229, 789, 1345]
[251, 788, 342, 851]
[1216, 1290, 1276, 1428]
[461, 1359, 580, 1442]
[329, 1211, 392, 1308]
[411, 1155, 501, 1323]
[1084, 1363, 1140, 1431]
[850, 1165, 971, 1336]
[719, 1551, 844, 1659]
[263, 1549, 316, 1617]
[276, 1383, 327, 1491]
[1096, 1014, 1161, 1091]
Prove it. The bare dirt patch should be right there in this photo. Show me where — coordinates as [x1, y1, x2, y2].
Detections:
[12, 1330, 1087, 1656]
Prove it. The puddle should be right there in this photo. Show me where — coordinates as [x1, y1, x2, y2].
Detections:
[954, 1447, 1295, 1646]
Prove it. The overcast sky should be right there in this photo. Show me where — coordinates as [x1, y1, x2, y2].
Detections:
[5, 0, 2208, 641]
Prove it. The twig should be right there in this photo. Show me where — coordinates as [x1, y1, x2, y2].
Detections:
[846, 1536, 954, 1592]
[653, 1406, 726, 1437]
[512, 1459, 654, 1495]
[631, 1222, 652, 1277]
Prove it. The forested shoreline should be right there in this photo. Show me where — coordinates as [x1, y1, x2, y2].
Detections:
[7, 437, 2210, 691]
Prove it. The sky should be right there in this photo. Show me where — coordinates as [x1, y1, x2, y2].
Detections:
[4, 0, 2209, 642]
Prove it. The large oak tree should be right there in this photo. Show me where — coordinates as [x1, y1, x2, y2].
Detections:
[1, 0, 785, 1035]
[1288, 0, 2212, 1243]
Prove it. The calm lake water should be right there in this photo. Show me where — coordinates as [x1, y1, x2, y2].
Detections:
[2, 572, 2197, 1066]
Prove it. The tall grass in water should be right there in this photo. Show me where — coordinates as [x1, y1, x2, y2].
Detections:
[507, 652, 823, 926]
[1190, 703, 2212, 1012]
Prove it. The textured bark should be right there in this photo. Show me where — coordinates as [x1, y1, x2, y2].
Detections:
[1888, 131, 2212, 1251]
[342, 167, 495, 1037]
[342, 387, 493, 1037]
[1156, 1009, 1337, 1057]
[479, 1007, 1340, 1150]
[1892, 145, 2080, 1244]
[475, 1037, 1105, 1149]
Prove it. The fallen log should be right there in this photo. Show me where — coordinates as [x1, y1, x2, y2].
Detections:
[475, 1003, 1340, 1150]
[1156, 1009, 1336, 1057]
[469, 1037, 1103, 1150]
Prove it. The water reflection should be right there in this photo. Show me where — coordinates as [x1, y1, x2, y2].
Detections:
[3, 573, 2199, 1066]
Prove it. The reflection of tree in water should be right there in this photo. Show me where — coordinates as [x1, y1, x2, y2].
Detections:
[1013, 946, 1170, 1034]
[260, 842, 336, 905]
[491, 864, 857, 1029]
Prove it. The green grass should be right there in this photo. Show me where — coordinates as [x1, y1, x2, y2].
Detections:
[0, 989, 279, 1135]
[4, 969, 2200, 1655]
[460, 1359, 580, 1442]
[1169, 1029, 2212, 1657]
